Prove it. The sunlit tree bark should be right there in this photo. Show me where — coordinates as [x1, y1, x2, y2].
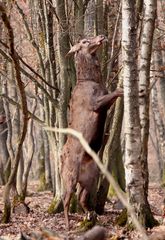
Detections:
[139, 0, 157, 197]
[122, 0, 156, 227]
[138, 0, 157, 226]
[84, 0, 96, 37]
[151, 82, 165, 179]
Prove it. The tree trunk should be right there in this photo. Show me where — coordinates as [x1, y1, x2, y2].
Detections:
[22, 100, 37, 199]
[138, 0, 157, 226]
[96, 97, 124, 214]
[139, 0, 157, 195]
[0, 101, 9, 185]
[74, 0, 84, 40]
[0, 3, 28, 223]
[122, 0, 157, 227]
[84, 0, 96, 37]
[54, 0, 75, 192]
[151, 83, 165, 180]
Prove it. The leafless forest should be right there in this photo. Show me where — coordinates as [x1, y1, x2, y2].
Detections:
[0, 0, 165, 239]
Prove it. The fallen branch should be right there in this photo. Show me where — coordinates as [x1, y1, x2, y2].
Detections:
[45, 127, 149, 240]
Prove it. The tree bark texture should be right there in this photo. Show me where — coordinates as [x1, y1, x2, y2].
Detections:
[0, 3, 28, 223]
[122, 0, 156, 227]
[139, 0, 157, 195]
[96, 97, 124, 214]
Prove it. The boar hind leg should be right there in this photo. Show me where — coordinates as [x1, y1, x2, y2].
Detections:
[79, 188, 89, 213]
[63, 190, 72, 230]
[79, 188, 97, 224]
[63, 179, 77, 230]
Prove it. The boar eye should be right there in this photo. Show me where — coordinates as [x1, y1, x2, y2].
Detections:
[82, 39, 89, 44]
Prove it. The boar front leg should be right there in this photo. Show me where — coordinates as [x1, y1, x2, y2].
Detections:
[93, 89, 123, 111]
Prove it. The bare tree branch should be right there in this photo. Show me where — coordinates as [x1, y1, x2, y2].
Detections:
[0, 47, 59, 107]
[0, 39, 60, 92]
[15, 1, 45, 78]
[0, 2, 28, 222]
[0, 94, 44, 125]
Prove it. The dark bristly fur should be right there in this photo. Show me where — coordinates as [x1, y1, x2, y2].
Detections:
[61, 35, 123, 229]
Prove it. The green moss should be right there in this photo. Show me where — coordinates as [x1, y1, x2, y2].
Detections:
[116, 206, 159, 229]
[2, 202, 11, 223]
[78, 219, 95, 231]
[38, 173, 53, 191]
[127, 222, 135, 231]
[70, 193, 78, 213]
[108, 172, 117, 198]
[37, 173, 46, 191]
[13, 194, 25, 204]
[47, 197, 63, 214]
[13, 195, 20, 207]
[115, 208, 127, 226]
[78, 212, 97, 231]
[108, 184, 116, 198]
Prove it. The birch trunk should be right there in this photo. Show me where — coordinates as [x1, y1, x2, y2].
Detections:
[138, 0, 157, 226]
[151, 83, 165, 179]
[139, 0, 157, 195]
[84, 0, 96, 37]
[122, 0, 157, 227]
[74, 0, 84, 39]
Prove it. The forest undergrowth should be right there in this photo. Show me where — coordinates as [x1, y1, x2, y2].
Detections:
[0, 181, 164, 240]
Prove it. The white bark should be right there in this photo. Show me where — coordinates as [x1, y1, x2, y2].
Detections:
[122, 0, 146, 221]
[151, 83, 165, 178]
[139, 0, 157, 188]
[139, 0, 156, 127]
[84, 0, 96, 37]
[122, 0, 156, 227]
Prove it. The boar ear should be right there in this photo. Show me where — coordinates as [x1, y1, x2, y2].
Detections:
[66, 44, 81, 57]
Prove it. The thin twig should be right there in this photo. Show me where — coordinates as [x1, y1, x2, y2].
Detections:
[0, 47, 58, 107]
[15, 1, 45, 77]
[0, 94, 44, 125]
[0, 39, 59, 92]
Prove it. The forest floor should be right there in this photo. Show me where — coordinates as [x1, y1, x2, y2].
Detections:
[0, 181, 165, 240]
